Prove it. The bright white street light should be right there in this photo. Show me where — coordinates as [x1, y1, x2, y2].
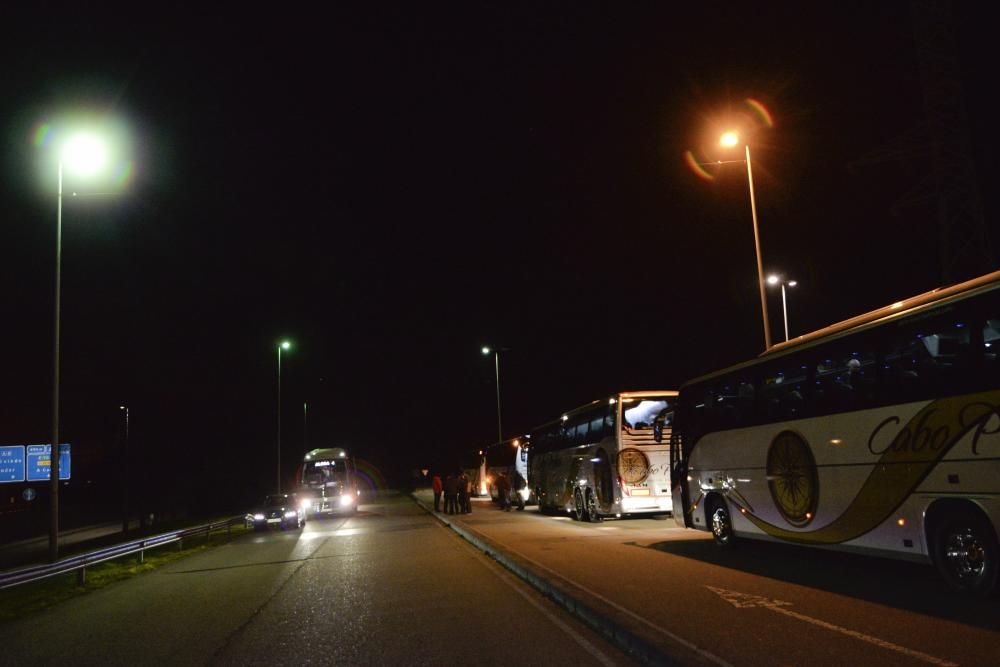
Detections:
[62, 133, 108, 176]
[767, 275, 798, 342]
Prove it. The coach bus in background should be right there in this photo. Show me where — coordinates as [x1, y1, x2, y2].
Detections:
[670, 269, 1000, 595]
[482, 437, 532, 506]
[296, 447, 360, 516]
[529, 390, 677, 521]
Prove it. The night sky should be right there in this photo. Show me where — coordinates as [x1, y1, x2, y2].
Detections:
[1, 3, 997, 510]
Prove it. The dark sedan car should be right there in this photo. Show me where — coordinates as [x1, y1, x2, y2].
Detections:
[248, 493, 306, 531]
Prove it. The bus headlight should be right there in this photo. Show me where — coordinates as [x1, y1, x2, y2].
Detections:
[340, 495, 354, 507]
[253, 513, 265, 521]
[300, 498, 312, 510]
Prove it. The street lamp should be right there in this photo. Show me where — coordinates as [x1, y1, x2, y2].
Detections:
[120, 404, 129, 534]
[49, 130, 112, 562]
[720, 131, 772, 350]
[276, 340, 292, 493]
[481, 346, 507, 444]
[767, 275, 798, 342]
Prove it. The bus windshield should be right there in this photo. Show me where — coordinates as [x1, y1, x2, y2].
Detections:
[303, 460, 349, 488]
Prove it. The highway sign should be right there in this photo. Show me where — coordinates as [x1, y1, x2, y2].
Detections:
[26, 444, 71, 482]
[0, 445, 26, 483]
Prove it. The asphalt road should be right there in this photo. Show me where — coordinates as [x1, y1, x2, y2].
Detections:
[1, 493, 632, 666]
[422, 490, 1000, 667]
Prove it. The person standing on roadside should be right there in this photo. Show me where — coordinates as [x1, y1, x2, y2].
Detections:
[512, 469, 526, 511]
[496, 472, 511, 511]
[432, 473, 443, 512]
[444, 473, 458, 515]
[457, 470, 470, 514]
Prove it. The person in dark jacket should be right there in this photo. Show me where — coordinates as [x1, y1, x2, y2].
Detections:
[432, 474, 443, 512]
[457, 471, 470, 514]
[512, 469, 526, 511]
[496, 473, 511, 511]
[444, 474, 459, 514]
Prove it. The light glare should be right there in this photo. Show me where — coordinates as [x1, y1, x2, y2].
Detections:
[720, 131, 739, 147]
[62, 133, 108, 176]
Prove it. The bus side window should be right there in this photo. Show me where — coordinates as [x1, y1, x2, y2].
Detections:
[813, 348, 876, 415]
[762, 366, 808, 422]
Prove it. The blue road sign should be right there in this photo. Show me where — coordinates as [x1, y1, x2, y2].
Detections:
[26, 444, 71, 482]
[0, 445, 26, 483]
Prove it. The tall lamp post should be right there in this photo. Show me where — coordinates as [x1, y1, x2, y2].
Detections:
[50, 132, 111, 562]
[481, 346, 506, 444]
[120, 404, 129, 533]
[767, 275, 798, 342]
[276, 340, 292, 493]
[720, 131, 772, 350]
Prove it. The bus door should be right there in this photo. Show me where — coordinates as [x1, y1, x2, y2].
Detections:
[670, 431, 693, 528]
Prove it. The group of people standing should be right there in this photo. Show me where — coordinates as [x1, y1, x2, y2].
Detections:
[432, 470, 473, 514]
[430, 469, 527, 514]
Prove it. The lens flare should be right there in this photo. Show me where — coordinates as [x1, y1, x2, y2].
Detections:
[745, 98, 774, 129]
[683, 150, 715, 181]
[33, 123, 54, 148]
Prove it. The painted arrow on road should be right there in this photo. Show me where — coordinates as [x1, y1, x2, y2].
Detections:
[705, 586, 957, 667]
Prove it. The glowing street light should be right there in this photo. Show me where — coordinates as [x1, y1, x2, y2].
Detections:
[276, 340, 292, 492]
[720, 130, 772, 350]
[767, 274, 798, 342]
[48, 128, 117, 562]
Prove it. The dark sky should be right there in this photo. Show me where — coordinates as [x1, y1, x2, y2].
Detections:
[1, 2, 996, 502]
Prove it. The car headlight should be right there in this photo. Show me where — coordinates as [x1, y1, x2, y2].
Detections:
[340, 495, 353, 507]
[519, 488, 530, 499]
[300, 498, 312, 509]
[284, 511, 297, 518]
[253, 513, 265, 521]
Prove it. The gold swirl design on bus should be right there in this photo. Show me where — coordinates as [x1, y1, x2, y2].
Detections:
[617, 448, 650, 484]
[738, 390, 1000, 544]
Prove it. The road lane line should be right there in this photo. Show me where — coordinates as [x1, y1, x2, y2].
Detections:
[705, 586, 958, 667]
[482, 556, 619, 667]
[500, 545, 732, 667]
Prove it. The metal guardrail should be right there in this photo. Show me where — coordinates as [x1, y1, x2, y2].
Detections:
[0, 515, 244, 591]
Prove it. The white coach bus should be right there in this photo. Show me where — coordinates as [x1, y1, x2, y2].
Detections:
[670, 269, 1000, 594]
[529, 391, 677, 521]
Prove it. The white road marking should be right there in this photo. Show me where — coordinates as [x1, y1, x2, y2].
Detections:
[484, 554, 619, 667]
[500, 546, 732, 667]
[705, 586, 958, 667]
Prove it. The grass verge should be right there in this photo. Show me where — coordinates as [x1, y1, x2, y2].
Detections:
[0, 523, 251, 623]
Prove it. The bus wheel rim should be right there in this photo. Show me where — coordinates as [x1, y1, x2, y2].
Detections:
[945, 527, 986, 581]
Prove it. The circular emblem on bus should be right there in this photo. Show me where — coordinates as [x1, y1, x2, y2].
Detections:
[766, 431, 818, 527]
[617, 448, 650, 485]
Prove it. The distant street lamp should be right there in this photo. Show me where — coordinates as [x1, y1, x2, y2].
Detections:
[276, 340, 292, 492]
[720, 131, 772, 350]
[481, 346, 508, 444]
[120, 404, 129, 534]
[767, 275, 798, 342]
[49, 130, 113, 562]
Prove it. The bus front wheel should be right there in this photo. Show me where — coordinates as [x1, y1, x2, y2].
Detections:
[932, 508, 999, 596]
[708, 496, 736, 548]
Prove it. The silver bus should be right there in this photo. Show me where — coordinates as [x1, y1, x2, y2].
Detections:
[670, 269, 1000, 594]
[529, 391, 677, 521]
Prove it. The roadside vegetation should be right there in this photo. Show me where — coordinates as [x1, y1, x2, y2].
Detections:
[0, 523, 250, 623]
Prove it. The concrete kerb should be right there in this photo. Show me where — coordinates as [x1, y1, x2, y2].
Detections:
[411, 494, 676, 666]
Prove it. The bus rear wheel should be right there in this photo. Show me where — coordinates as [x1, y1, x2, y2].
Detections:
[573, 488, 586, 522]
[708, 496, 736, 548]
[932, 509, 999, 596]
[586, 488, 602, 523]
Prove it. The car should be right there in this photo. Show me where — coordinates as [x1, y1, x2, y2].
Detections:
[247, 493, 306, 531]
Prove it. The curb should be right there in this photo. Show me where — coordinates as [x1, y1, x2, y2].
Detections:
[412, 494, 676, 666]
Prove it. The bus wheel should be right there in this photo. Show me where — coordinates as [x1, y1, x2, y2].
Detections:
[586, 488, 602, 523]
[933, 509, 999, 596]
[573, 489, 586, 522]
[709, 497, 736, 548]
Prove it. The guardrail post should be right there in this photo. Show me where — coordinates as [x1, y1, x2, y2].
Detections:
[177, 538, 183, 551]
[78, 566, 86, 586]
[139, 541, 145, 564]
